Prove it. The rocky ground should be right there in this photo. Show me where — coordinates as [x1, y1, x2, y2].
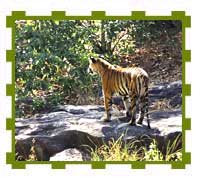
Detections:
[15, 81, 182, 161]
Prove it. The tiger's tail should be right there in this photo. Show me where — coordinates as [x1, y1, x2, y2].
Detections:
[144, 78, 150, 129]
[145, 90, 151, 129]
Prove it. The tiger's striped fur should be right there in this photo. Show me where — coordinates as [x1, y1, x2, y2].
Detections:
[88, 57, 150, 128]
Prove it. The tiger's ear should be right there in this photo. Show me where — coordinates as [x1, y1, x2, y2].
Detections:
[90, 57, 97, 63]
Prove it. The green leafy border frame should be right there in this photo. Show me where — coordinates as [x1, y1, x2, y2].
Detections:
[6, 11, 191, 169]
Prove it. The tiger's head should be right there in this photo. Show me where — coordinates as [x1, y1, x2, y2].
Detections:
[88, 57, 100, 75]
[88, 56, 115, 76]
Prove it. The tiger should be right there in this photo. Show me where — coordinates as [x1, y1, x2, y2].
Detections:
[88, 56, 151, 129]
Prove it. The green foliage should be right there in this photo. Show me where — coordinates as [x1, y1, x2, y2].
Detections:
[28, 138, 38, 161]
[90, 134, 142, 161]
[16, 20, 96, 117]
[15, 20, 181, 117]
[89, 135, 182, 161]
[133, 21, 181, 45]
[88, 20, 136, 58]
[143, 140, 164, 161]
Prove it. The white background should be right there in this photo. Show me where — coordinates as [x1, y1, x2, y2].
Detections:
[0, 0, 198, 177]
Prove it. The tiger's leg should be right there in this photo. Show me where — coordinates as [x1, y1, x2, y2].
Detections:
[146, 107, 151, 129]
[123, 96, 131, 118]
[137, 96, 145, 125]
[101, 94, 112, 122]
[129, 93, 137, 126]
[137, 92, 151, 128]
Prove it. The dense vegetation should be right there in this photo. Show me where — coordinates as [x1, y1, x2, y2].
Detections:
[15, 20, 181, 117]
[89, 134, 182, 161]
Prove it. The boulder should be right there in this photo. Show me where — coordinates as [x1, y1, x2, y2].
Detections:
[50, 148, 90, 161]
[15, 105, 182, 161]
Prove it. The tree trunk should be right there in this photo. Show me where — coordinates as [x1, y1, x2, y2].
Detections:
[100, 20, 107, 53]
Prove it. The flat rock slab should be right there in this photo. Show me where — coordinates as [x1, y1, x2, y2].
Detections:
[15, 105, 182, 161]
[50, 148, 90, 161]
[16, 105, 181, 138]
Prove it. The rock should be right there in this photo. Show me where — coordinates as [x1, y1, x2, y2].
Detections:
[149, 80, 182, 107]
[50, 148, 90, 161]
[15, 106, 182, 161]
[169, 95, 182, 108]
[15, 81, 182, 161]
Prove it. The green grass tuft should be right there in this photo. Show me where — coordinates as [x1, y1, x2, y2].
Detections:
[89, 134, 182, 161]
